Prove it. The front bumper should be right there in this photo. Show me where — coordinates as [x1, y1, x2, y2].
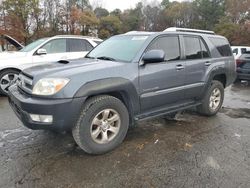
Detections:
[8, 85, 86, 131]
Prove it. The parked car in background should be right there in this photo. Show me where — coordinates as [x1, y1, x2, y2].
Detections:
[231, 46, 250, 59]
[235, 53, 250, 81]
[0, 35, 102, 95]
[0, 34, 23, 52]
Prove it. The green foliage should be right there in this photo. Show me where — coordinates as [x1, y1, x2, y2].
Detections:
[0, 0, 250, 45]
[192, 0, 225, 30]
[99, 15, 121, 38]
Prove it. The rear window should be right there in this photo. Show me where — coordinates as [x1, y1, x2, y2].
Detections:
[209, 37, 232, 57]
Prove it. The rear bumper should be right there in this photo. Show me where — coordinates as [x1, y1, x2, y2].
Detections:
[8, 85, 86, 131]
[237, 68, 250, 80]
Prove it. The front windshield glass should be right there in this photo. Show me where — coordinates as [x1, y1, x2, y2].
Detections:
[20, 38, 48, 52]
[87, 35, 149, 62]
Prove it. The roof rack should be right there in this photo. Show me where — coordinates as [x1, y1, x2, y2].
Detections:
[164, 27, 215, 35]
[124, 31, 156, 35]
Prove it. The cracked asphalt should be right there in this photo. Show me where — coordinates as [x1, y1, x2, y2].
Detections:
[1, 82, 250, 188]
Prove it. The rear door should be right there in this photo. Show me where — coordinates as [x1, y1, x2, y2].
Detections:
[67, 38, 94, 60]
[139, 35, 186, 112]
[181, 35, 211, 100]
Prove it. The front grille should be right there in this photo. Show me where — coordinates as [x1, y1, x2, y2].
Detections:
[17, 73, 33, 94]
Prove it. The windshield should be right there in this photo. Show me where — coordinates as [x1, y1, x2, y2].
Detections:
[87, 35, 149, 62]
[20, 38, 48, 52]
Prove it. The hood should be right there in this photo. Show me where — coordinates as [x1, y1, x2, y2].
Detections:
[0, 51, 28, 60]
[23, 58, 125, 78]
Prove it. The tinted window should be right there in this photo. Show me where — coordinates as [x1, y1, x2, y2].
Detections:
[232, 48, 238, 55]
[200, 39, 210, 58]
[69, 39, 93, 52]
[209, 37, 232, 57]
[147, 36, 180, 61]
[42, 39, 66, 54]
[184, 37, 202, 60]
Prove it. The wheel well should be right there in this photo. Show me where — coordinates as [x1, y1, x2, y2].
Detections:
[213, 74, 226, 88]
[86, 91, 134, 124]
[0, 68, 21, 75]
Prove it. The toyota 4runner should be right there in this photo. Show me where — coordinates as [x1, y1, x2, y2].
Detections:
[8, 28, 236, 154]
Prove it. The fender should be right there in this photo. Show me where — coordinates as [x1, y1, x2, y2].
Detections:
[200, 65, 227, 99]
[74, 77, 140, 116]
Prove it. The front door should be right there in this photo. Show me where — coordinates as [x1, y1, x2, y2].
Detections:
[139, 35, 186, 113]
[32, 38, 69, 64]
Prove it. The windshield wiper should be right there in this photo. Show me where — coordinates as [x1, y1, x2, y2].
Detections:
[97, 56, 117, 61]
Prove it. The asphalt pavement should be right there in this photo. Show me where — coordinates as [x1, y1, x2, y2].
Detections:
[0, 82, 250, 188]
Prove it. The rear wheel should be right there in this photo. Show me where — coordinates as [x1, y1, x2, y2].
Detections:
[72, 95, 129, 154]
[197, 80, 224, 116]
[0, 69, 19, 95]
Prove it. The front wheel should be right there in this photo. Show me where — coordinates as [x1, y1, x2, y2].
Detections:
[197, 80, 224, 116]
[0, 69, 19, 95]
[72, 95, 129, 154]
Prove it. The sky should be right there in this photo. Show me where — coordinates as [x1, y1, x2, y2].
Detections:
[90, 0, 186, 11]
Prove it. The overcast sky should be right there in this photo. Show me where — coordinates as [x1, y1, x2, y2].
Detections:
[90, 0, 186, 11]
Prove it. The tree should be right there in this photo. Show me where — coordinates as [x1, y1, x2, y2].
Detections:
[0, 0, 41, 43]
[94, 7, 109, 18]
[99, 15, 121, 38]
[193, 0, 225, 30]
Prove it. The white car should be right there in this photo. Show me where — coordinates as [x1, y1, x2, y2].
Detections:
[231, 46, 250, 59]
[0, 35, 102, 95]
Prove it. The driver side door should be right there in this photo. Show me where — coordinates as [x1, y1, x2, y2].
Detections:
[139, 35, 186, 113]
[32, 39, 68, 64]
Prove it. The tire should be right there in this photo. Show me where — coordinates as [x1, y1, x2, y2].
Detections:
[0, 69, 20, 95]
[72, 95, 129, 155]
[197, 80, 224, 116]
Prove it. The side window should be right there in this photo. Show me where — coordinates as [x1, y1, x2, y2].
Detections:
[147, 36, 181, 61]
[69, 39, 93, 52]
[200, 39, 210, 58]
[209, 37, 232, 57]
[42, 39, 66, 54]
[232, 48, 238, 55]
[241, 48, 247, 54]
[183, 36, 202, 60]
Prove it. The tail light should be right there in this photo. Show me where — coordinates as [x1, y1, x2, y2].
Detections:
[236, 59, 244, 67]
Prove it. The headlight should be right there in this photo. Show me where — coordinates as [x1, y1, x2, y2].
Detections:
[32, 78, 70, 96]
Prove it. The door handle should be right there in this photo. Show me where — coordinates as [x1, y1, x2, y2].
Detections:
[205, 61, 212, 66]
[176, 64, 185, 70]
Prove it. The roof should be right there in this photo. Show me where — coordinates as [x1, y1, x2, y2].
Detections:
[52, 35, 102, 40]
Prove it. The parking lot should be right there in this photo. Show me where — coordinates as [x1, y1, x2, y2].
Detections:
[0, 82, 250, 188]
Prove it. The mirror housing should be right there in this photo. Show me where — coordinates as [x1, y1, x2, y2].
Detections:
[36, 48, 47, 55]
[142, 50, 165, 64]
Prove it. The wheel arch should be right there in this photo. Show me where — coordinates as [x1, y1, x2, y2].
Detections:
[0, 67, 21, 75]
[74, 78, 140, 124]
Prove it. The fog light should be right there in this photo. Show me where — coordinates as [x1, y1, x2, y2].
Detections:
[30, 114, 53, 123]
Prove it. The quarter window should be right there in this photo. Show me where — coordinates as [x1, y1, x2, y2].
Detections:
[147, 36, 181, 61]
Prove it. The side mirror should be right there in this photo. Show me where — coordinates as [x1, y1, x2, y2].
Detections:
[142, 50, 165, 64]
[36, 48, 47, 55]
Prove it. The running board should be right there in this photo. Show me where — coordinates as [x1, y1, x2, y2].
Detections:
[135, 102, 201, 121]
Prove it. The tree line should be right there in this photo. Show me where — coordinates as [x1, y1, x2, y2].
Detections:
[0, 0, 250, 45]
